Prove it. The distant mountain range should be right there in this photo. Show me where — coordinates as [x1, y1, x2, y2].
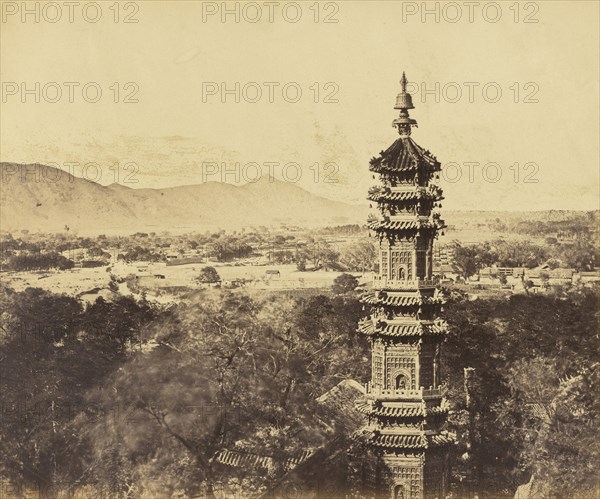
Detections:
[2, 162, 594, 236]
[0, 163, 368, 234]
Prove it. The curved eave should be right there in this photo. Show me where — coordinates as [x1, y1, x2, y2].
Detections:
[356, 402, 425, 418]
[367, 190, 443, 204]
[361, 291, 446, 307]
[426, 405, 451, 416]
[370, 433, 427, 449]
[369, 431, 455, 450]
[358, 319, 449, 338]
[369, 162, 418, 174]
[369, 162, 442, 176]
[367, 219, 444, 232]
[428, 432, 456, 447]
[369, 137, 440, 175]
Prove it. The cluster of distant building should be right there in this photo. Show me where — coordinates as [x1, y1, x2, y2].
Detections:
[431, 243, 600, 293]
[437, 262, 600, 293]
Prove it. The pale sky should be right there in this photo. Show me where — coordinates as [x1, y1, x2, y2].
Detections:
[1, 0, 599, 210]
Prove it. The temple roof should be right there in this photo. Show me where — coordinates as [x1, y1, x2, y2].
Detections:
[367, 218, 442, 232]
[428, 432, 456, 447]
[427, 404, 451, 416]
[370, 431, 455, 449]
[370, 432, 427, 449]
[214, 379, 365, 483]
[367, 186, 443, 203]
[356, 400, 450, 418]
[361, 290, 445, 307]
[215, 448, 313, 471]
[369, 137, 440, 175]
[356, 402, 425, 418]
[358, 318, 448, 337]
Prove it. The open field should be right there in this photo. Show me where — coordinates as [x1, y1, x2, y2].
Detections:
[0, 262, 364, 302]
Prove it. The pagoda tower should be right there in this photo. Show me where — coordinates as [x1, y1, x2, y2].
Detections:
[356, 73, 453, 499]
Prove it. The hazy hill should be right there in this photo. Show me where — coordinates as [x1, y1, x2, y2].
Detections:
[0, 163, 368, 234]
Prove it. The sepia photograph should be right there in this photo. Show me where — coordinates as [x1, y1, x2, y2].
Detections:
[0, 1, 599, 498]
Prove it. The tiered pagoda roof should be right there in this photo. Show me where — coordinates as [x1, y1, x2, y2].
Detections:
[371, 433, 428, 449]
[368, 431, 454, 450]
[367, 186, 443, 203]
[361, 290, 445, 307]
[357, 403, 425, 418]
[358, 318, 448, 338]
[356, 400, 450, 418]
[369, 137, 440, 175]
[357, 73, 454, 482]
[367, 218, 443, 232]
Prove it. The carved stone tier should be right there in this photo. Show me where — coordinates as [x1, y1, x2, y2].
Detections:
[357, 73, 453, 499]
[371, 276, 440, 290]
[364, 383, 445, 401]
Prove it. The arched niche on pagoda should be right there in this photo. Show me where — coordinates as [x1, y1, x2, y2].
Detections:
[393, 370, 411, 390]
[380, 237, 418, 282]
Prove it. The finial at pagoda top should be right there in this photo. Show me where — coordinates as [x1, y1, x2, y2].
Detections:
[400, 72, 408, 93]
[393, 71, 417, 137]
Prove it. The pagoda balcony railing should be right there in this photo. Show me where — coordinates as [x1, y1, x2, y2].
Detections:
[372, 275, 440, 290]
[365, 382, 445, 400]
[388, 186, 425, 193]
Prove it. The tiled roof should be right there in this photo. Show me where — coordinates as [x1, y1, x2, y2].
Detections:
[426, 404, 450, 416]
[370, 432, 428, 449]
[367, 219, 443, 232]
[355, 401, 371, 414]
[216, 449, 272, 469]
[314, 379, 366, 433]
[213, 379, 366, 486]
[369, 431, 455, 449]
[428, 432, 456, 447]
[361, 291, 445, 307]
[358, 319, 448, 337]
[215, 448, 314, 471]
[369, 137, 440, 174]
[356, 402, 425, 418]
[367, 188, 442, 203]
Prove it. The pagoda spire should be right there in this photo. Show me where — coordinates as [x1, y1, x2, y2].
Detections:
[400, 71, 409, 93]
[393, 71, 417, 137]
[356, 74, 452, 499]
